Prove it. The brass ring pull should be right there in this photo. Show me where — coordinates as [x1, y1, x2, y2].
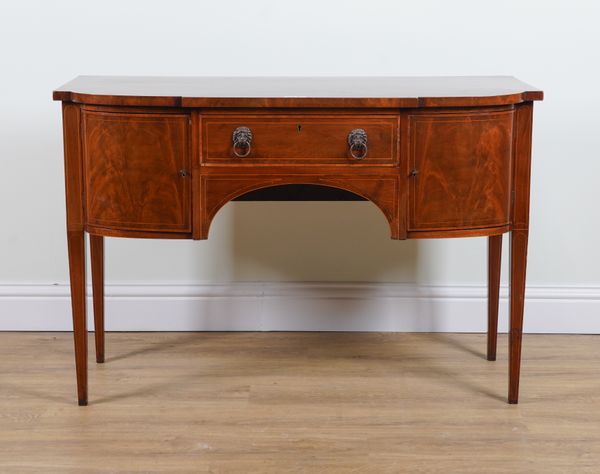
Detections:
[232, 126, 253, 158]
[348, 129, 368, 160]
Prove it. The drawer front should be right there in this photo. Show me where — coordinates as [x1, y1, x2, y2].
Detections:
[201, 114, 399, 164]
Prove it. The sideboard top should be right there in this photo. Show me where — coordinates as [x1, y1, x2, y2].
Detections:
[53, 76, 543, 108]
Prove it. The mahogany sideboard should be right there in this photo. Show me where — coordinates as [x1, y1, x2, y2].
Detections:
[53, 76, 543, 406]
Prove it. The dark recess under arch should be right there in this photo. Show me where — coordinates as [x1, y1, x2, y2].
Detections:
[233, 184, 366, 201]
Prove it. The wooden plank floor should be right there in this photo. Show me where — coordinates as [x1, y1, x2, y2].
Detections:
[0, 332, 599, 473]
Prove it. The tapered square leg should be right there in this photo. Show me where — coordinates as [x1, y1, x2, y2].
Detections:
[67, 230, 88, 406]
[487, 234, 502, 361]
[508, 229, 528, 404]
[90, 234, 105, 363]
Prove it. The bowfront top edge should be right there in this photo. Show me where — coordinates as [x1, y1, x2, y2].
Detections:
[53, 76, 543, 108]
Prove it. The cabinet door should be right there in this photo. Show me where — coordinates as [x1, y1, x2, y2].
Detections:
[83, 110, 191, 232]
[408, 108, 514, 231]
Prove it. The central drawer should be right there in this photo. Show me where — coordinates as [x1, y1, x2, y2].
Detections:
[201, 114, 399, 165]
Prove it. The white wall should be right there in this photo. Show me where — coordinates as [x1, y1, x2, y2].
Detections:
[0, 0, 599, 331]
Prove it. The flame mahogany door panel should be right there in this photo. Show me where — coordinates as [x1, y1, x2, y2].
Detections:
[408, 107, 514, 232]
[82, 109, 192, 233]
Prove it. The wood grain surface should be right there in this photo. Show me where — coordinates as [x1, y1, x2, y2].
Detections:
[408, 107, 514, 231]
[82, 110, 191, 232]
[487, 234, 502, 361]
[0, 332, 597, 473]
[201, 113, 398, 165]
[199, 172, 401, 239]
[53, 75, 543, 108]
[56, 78, 542, 406]
[90, 234, 104, 364]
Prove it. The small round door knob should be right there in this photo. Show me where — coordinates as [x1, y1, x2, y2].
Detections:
[348, 129, 368, 160]
[232, 126, 253, 158]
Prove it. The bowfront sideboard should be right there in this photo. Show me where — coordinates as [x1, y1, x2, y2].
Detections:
[53, 76, 543, 405]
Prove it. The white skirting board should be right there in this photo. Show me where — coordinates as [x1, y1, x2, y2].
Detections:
[0, 282, 598, 333]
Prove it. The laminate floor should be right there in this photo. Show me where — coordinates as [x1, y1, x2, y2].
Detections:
[0, 332, 599, 473]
